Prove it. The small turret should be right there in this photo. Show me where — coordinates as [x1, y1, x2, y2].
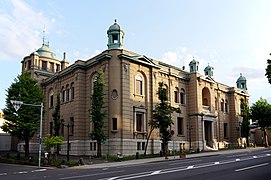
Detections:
[236, 73, 247, 90]
[204, 64, 214, 78]
[61, 52, 69, 70]
[189, 57, 199, 72]
[107, 19, 124, 49]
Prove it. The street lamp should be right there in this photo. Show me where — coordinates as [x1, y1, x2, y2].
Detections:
[10, 100, 43, 168]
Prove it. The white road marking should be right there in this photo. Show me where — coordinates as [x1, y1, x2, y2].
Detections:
[108, 177, 118, 180]
[187, 165, 194, 169]
[170, 160, 202, 166]
[214, 162, 219, 165]
[0, 173, 7, 176]
[267, 154, 270, 156]
[151, 170, 161, 175]
[60, 170, 124, 180]
[253, 156, 257, 158]
[235, 163, 269, 172]
[227, 153, 247, 158]
[236, 158, 240, 161]
[31, 168, 47, 172]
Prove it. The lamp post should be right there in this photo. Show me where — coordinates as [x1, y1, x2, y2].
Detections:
[10, 100, 43, 168]
[67, 123, 70, 162]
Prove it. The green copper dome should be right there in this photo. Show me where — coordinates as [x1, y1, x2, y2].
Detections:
[35, 43, 56, 59]
[237, 73, 246, 82]
[108, 19, 121, 31]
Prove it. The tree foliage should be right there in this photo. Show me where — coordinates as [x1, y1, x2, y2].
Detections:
[151, 82, 181, 155]
[52, 95, 61, 154]
[52, 95, 61, 137]
[1, 72, 44, 158]
[265, 57, 271, 84]
[90, 70, 106, 157]
[43, 134, 63, 153]
[240, 99, 250, 146]
[250, 97, 271, 146]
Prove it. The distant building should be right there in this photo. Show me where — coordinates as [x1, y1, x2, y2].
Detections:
[0, 112, 12, 151]
[21, 20, 249, 156]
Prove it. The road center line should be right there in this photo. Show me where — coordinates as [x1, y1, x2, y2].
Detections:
[235, 163, 269, 172]
[151, 170, 161, 175]
[60, 170, 124, 180]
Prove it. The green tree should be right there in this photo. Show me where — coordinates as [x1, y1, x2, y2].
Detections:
[240, 99, 250, 146]
[2, 72, 44, 158]
[250, 98, 271, 146]
[90, 70, 106, 157]
[43, 134, 63, 160]
[265, 55, 271, 84]
[150, 82, 181, 156]
[52, 95, 61, 154]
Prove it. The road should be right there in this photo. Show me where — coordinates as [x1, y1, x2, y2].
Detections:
[0, 148, 271, 180]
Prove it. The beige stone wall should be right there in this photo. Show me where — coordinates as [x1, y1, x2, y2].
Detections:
[23, 47, 249, 155]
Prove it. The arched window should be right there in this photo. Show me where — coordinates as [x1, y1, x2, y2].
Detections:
[71, 82, 74, 100]
[49, 89, 54, 108]
[180, 88, 186, 105]
[225, 100, 228, 113]
[174, 87, 179, 103]
[221, 99, 224, 112]
[202, 87, 210, 106]
[135, 74, 144, 95]
[215, 97, 218, 110]
[66, 84, 70, 101]
[91, 73, 98, 94]
[61, 86, 65, 102]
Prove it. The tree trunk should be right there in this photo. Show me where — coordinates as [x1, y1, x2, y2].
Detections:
[144, 127, 154, 156]
[97, 140, 102, 157]
[264, 129, 269, 147]
[24, 138, 30, 158]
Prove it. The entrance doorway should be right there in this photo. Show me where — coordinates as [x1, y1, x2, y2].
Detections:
[204, 121, 212, 147]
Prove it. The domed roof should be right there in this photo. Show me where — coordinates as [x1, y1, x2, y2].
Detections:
[31, 51, 40, 56]
[204, 64, 213, 71]
[237, 73, 246, 82]
[189, 57, 198, 65]
[108, 19, 121, 31]
[35, 43, 56, 59]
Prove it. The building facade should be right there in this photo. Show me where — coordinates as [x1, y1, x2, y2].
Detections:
[21, 20, 249, 156]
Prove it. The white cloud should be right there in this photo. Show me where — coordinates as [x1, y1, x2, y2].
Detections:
[0, 0, 52, 61]
[160, 46, 217, 71]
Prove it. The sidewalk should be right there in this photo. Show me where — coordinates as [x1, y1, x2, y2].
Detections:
[71, 147, 265, 169]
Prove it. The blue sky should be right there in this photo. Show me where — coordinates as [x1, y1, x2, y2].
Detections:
[1, 0, 271, 111]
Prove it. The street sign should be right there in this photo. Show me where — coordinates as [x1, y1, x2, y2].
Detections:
[10, 100, 23, 112]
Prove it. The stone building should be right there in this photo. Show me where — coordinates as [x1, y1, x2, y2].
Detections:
[21, 20, 249, 156]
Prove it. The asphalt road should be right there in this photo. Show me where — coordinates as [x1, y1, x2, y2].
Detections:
[1, 148, 271, 180]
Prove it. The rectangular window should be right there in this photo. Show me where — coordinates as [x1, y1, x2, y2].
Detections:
[224, 123, 228, 138]
[225, 102, 228, 113]
[70, 117, 74, 135]
[56, 64, 60, 72]
[50, 62, 54, 72]
[177, 117, 183, 135]
[90, 142, 93, 151]
[94, 142, 96, 151]
[49, 122, 53, 135]
[42, 61, 47, 70]
[136, 113, 143, 132]
[112, 118, 117, 131]
[142, 142, 145, 150]
[61, 119, 64, 136]
[137, 142, 141, 150]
